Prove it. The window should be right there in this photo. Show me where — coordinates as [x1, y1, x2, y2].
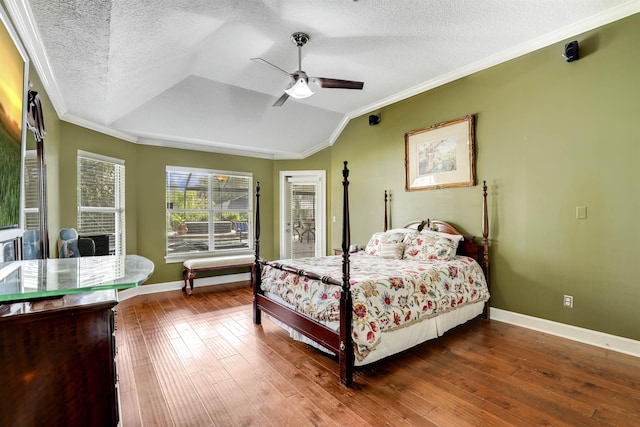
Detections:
[22, 150, 40, 230]
[166, 166, 252, 260]
[77, 151, 125, 255]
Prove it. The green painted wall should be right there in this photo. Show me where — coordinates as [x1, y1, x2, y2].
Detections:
[57, 123, 139, 254]
[26, 65, 61, 247]
[53, 128, 274, 283]
[132, 144, 274, 284]
[328, 13, 640, 340]
[35, 13, 638, 341]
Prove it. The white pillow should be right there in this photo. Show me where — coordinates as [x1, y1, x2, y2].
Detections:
[364, 231, 408, 256]
[379, 243, 404, 259]
[420, 229, 464, 243]
[385, 228, 415, 234]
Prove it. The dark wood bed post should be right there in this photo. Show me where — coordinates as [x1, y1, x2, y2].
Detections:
[339, 161, 354, 386]
[383, 190, 388, 232]
[253, 181, 262, 325]
[482, 180, 490, 320]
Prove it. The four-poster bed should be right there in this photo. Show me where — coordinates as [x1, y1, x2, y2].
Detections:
[252, 161, 490, 386]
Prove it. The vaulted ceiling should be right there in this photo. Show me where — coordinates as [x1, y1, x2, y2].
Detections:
[5, 0, 638, 158]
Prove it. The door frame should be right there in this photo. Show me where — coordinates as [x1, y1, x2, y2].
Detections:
[279, 170, 326, 259]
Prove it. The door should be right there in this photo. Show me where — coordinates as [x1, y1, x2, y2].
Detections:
[280, 171, 326, 259]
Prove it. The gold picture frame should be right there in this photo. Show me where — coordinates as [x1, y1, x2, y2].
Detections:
[0, 4, 29, 241]
[405, 115, 476, 191]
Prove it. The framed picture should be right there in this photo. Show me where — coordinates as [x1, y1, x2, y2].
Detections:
[405, 115, 476, 191]
[0, 5, 29, 242]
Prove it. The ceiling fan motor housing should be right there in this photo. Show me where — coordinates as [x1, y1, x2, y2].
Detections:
[290, 32, 310, 47]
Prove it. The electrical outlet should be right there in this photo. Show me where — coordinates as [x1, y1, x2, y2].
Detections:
[563, 295, 573, 308]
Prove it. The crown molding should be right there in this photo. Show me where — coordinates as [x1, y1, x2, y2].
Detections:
[6, 0, 640, 158]
[62, 113, 139, 143]
[136, 135, 279, 160]
[349, 1, 640, 120]
[3, 0, 67, 117]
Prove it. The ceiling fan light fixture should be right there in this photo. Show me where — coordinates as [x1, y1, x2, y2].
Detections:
[284, 78, 314, 99]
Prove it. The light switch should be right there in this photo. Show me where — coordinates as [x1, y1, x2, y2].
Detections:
[576, 206, 587, 219]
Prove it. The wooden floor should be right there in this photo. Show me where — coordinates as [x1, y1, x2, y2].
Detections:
[115, 282, 640, 426]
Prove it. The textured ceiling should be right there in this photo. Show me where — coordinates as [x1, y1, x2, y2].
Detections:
[5, 0, 639, 158]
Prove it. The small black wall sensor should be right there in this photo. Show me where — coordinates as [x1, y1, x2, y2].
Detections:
[369, 114, 380, 126]
[563, 41, 579, 62]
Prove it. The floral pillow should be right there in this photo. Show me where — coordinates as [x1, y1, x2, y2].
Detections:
[364, 231, 407, 256]
[402, 230, 460, 261]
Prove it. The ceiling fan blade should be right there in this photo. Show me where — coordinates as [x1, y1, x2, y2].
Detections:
[272, 92, 290, 107]
[310, 77, 364, 90]
[250, 57, 292, 77]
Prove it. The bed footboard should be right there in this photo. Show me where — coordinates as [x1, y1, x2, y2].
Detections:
[253, 162, 354, 386]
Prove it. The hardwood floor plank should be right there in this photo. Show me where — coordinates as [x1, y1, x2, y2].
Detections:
[138, 294, 218, 427]
[422, 326, 629, 426]
[115, 322, 143, 426]
[370, 360, 515, 427]
[447, 322, 640, 424]
[188, 369, 236, 426]
[235, 327, 371, 426]
[220, 353, 320, 426]
[258, 323, 416, 426]
[402, 349, 569, 426]
[132, 362, 175, 426]
[480, 322, 640, 408]
[116, 282, 640, 426]
[213, 377, 273, 426]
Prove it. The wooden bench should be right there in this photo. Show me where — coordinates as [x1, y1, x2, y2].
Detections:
[182, 254, 255, 296]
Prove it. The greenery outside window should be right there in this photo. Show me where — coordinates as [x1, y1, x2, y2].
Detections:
[166, 166, 252, 260]
[77, 151, 125, 255]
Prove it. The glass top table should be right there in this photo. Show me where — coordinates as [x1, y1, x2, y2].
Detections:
[0, 255, 154, 303]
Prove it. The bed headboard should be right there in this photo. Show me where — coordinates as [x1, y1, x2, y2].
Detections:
[384, 182, 489, 284]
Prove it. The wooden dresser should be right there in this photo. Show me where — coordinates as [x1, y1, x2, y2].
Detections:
[0, 255, 154, 427]
[0, 291, 119, 426]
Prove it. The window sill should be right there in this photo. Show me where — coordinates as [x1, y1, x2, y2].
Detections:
[165, 248, 254, 264]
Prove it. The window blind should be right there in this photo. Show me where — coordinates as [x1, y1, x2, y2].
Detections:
[290, 183, 317, 258]
[166, 167, 252, 258]
[22, 151, 40, 230]
[77, 152, 125, 255]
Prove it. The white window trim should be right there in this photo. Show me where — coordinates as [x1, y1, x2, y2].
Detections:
[78, 150, 125, 165]
[77, 150, 125, 256]
[279, 170, 326, 258]
[164, 166, 254, 263]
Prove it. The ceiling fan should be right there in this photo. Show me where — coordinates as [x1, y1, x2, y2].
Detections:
[251, 32, 364, 107]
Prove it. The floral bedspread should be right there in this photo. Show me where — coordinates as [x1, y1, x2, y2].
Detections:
[260, 253, 489, 360]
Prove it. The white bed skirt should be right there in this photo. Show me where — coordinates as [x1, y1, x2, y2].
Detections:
[263, 291, 485, 366]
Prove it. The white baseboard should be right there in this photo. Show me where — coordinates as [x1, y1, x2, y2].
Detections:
[491, 308, 640, 358]
[117, 284, 639, 359]
[118, 272, 251, 301]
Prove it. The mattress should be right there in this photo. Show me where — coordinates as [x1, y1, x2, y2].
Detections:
[260, 252, 489, 362]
